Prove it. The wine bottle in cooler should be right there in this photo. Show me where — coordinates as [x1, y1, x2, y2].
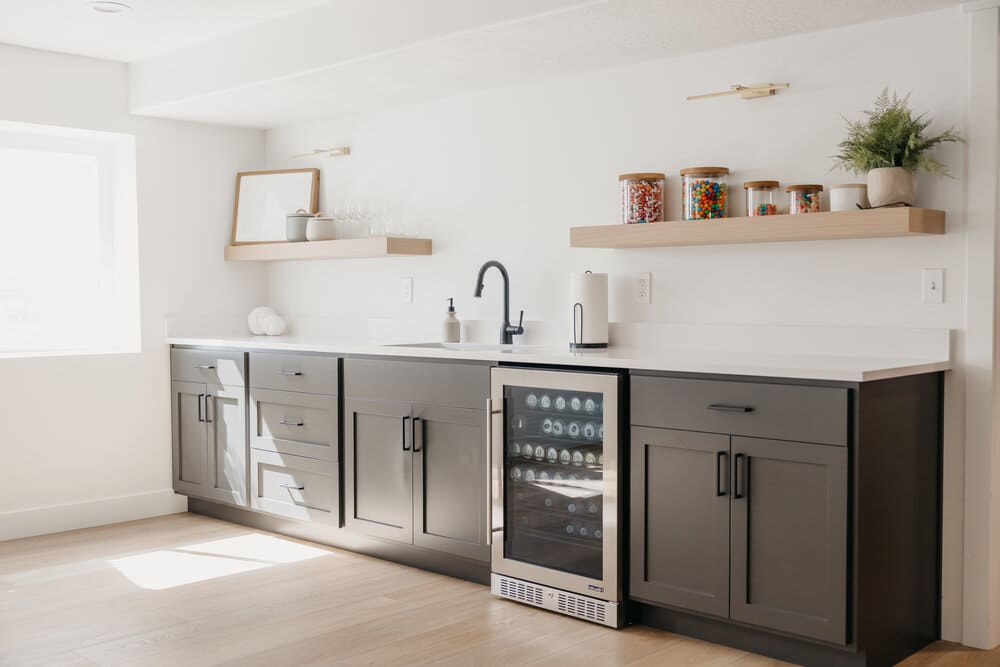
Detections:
[587, 500, 600, 515]
[546, 446, 559, 463]
[554, 395, 567, 411]
[584, 397, 598, 414]
[567, 421, 582, 439]
[566, 500, 580, 514]
[525, 392, 539, 408]
[539, 394, 552, 410]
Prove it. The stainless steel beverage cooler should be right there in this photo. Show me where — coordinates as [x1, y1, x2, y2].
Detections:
[488, 366, 625, 627]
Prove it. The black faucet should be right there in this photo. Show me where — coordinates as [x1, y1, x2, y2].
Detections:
[473, 260, 524, 345]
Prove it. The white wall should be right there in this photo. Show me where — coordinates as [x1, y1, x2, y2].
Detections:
[0, 44, 266, 538]
[263, 9, 975, 641]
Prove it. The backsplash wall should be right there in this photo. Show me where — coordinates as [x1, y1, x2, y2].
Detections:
[263, 9, 967, 340]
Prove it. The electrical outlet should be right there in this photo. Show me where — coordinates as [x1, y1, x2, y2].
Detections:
[922, 268, 944, 304]
[635, 272, 651, 304]
[400, 276, 413, 304]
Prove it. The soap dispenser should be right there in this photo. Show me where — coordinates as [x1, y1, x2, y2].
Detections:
[443, 298, 461, 343]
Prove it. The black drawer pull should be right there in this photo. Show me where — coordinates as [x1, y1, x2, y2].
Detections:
[280, 482, 305, 490]
[277, 370, 303, 376]
[280, 419, 305, 427]
[193, 363, 216, 370]
[708, 403, 755, 413]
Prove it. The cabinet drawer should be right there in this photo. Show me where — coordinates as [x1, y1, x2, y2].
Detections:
[171, 348, 245, 386]
[250, 449, 339, 525]
[250, 389, 338, 461]
[250, 352, 338, 395]
[631, 376, 848, 446]
[344, 358, 489, 410]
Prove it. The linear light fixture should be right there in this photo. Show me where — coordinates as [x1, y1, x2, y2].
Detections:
[292, 146, 352, 159]
[687, 83, 790, 101]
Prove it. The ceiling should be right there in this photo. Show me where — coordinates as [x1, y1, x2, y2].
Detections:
[0, 0, 962, 129]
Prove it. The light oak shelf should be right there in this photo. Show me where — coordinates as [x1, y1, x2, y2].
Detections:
[225, 236, 432, 261]
[570, 207, 945, 249]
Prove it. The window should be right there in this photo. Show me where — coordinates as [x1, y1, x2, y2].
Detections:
[0, 121, 139, 357]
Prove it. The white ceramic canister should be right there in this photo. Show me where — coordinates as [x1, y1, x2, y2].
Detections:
[286, 209, 311, 242]
[830, 184, 870, 212]
[305, 212, 337, 241]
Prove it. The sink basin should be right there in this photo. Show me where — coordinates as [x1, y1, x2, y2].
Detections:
[388, 342, 547, 353]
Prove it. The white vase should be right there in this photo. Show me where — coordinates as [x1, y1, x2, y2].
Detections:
[867, 167, 916, 207]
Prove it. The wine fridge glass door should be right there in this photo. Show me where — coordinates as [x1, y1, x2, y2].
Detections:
[503, 384, 606, 580]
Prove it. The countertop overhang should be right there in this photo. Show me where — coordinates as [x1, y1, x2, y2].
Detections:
[165, 335, 951, 383]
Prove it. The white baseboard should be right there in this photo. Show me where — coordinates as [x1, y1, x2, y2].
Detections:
[0, 489, 188, 542]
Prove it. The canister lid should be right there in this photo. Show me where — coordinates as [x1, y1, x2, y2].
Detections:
[618, 172, 665, 181]
[831, 183, 867, 189]
[680, 167, 729, 176]
[743, 180, 779, 189]
[785, 184, 824, 192]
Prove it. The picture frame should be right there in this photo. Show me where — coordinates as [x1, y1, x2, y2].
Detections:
[230, 168, 320, 245]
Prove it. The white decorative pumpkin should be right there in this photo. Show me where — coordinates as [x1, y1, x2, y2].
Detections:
[247, 306, 277, 335]
[264, 314, 286, 336]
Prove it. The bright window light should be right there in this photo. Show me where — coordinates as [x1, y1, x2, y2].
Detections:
[108, 534, 331, 591]
[0, 120, 139, 357]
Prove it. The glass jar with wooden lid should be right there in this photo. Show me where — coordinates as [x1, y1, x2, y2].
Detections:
[743, 180, 779, 216]
[681, 167, 729, 220]
[787, 184, 824, 214]
[619, 172, 665, 224]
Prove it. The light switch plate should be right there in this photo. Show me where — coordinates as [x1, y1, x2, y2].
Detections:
[400, 276, 413, 304]
[635, 272, 651, 304]
[922, 268, 944, 304]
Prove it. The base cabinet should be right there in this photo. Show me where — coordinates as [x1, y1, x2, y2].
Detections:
[250, 449, 339, 524]
[171, 380, 247, 506]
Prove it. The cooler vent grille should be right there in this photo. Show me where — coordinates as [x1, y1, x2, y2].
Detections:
[497, 576, 544, 607]
[557, 591, 606, 623]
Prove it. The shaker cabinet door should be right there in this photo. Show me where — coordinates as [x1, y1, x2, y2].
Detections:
[171, 381, 209, 497]
[730, 437, 848, 645]
[412, 404, 488, 561]
[344, 398, 414, 543]
[630, 427, 731, 618]
[203, 383, 248, 507]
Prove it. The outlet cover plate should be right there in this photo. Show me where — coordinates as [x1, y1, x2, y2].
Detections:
[922, 268, 944, 304]
[635, 272, 651, 304]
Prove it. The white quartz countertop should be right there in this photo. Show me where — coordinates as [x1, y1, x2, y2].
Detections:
[165, 334, 952, 383]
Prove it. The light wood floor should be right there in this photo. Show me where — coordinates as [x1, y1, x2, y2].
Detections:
[0, 514, 990, 667]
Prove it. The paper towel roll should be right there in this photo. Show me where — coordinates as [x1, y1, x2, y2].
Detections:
[570, 271, 608, 348]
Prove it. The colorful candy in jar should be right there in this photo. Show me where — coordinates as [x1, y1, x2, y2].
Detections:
[619, 173, 665, 224]
[681, 167, 729, 220]
[744, 180, 780, 217]
[787, 184, 824, 215]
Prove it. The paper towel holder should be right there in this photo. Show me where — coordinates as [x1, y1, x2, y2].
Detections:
[571, 302, 608, 350]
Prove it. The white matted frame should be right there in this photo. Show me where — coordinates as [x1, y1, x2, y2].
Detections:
[231, 168, 319, 245]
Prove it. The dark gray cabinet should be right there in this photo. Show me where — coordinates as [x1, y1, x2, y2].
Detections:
[170, 380, 247, 506]
[412, 404, 487, 561]
[344, 398, 414, 543]
[730, 436, 847, 644]
[343, 358, 490, 562]
[630, 427, 731, 618]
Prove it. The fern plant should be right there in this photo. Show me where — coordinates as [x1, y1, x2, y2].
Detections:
[833, 89, 962, 176]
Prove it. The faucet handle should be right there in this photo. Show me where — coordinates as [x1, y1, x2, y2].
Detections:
[515, 310, 524, 334]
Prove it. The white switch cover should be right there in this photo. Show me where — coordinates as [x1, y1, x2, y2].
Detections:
[635, 272, 651, 304]
[922, 268, 944, 304]
[400, 276, 413, 304]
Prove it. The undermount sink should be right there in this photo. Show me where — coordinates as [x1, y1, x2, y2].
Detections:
[388, 342, 544, 352]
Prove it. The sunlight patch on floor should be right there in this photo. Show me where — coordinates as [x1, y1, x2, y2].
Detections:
[108, 533, 329, 590]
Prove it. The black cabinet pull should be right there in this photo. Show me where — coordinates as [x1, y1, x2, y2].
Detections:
[402, 416, 411, 451]
[413, 417, 423, 452]
[197, 394, 205, 422]
[734, 453, 746, 499]
[204, 395, 212, 423]
[716, 451, 728, 496]
[708, 403, 755, 413]
[280, 482, 305, 490]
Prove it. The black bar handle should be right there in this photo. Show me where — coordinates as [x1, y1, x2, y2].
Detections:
[716, 451, 728, 496]
[204, 394, 212, 423]
[413, 417, 423, 452]
[734, 453, 746, 499]
[708, 403, 755, 413]
[197, 394, 204, 422]
[402, 416, 411, 451]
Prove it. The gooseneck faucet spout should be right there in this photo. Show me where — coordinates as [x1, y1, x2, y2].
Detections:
[473, 260, 524, 345]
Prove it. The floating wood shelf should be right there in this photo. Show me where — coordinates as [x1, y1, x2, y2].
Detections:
[225, 236, 432, 261]
[570, 207, 945, 249]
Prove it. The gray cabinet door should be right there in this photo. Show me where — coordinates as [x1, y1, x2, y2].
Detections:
[730, 437, 848, 644]
[344, 398, 414, 543]
[203, 383, 248, 507]
[171, 380, 208, 497]
[630, 427, 731, 618]
[412, 405, 488, 561]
